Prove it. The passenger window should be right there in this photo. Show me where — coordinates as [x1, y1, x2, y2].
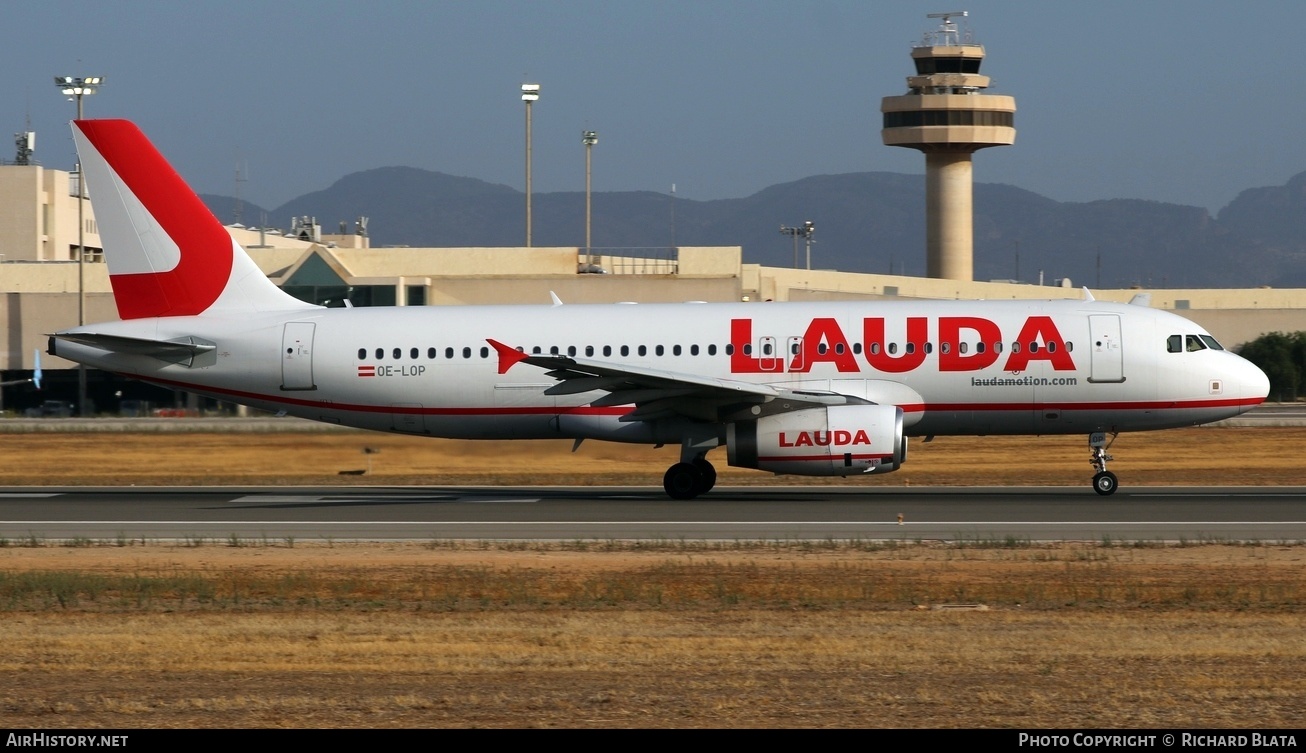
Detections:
[743, 344, 752, 355]
[1066, 342, 1073, 352]
[393, 348, 402, 359]
[462, 347, 471, 359]
[1012, 342, 1021, 353]
[870, 343, 881, 355]
[656, 345, 664, 356]
[791, 342, 800, 355]
[358, 348, 367, 360]
[480, 347, 489, 358]
[621, 345, 629, 357]
[427, 347, 436, 359]
[446, 347, 455, 359]
[817, 343, 828, 355]
[835, 343, 845, 355]
[375, 348, 384, 360]
[410, 347, 419, 359]
[993, 341, 1003, 354]
[725, 344, 734, 356]
[958, 342, 967, 354]
[889, 343, 898, 355]
[923, 343, 933, 354]
[941, 342, 951, 355]
[1029, 342, 1040, 353]
[853, 343, 862, 355]
[550, 346, 560, 355]
[639, 345, 648, 356]
[531, 346, 542, 355]
[603, 345, 612, 357]
[567, 346, 576, 357]
[1047, 342, 1057, 353]
[585, 346, 594, 357]
[762, 343, 772, 356]
[975, 342, 985, 354]
[690, 344, 699, 356]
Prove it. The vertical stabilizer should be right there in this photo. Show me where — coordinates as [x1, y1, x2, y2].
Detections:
[71, 119, 316, 319]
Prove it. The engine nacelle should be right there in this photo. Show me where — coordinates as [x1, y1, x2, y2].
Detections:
[726, 404, 906, 476]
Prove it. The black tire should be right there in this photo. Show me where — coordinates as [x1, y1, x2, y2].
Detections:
[692, 457, 717, 494]
[663, 462, 702, 500]
[1093, 471, 1118, 496]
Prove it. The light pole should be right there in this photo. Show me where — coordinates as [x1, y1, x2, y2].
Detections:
[780, 225, 801, 269]
[802, 220, 815, 270]
[779, 222, 815, 270]
[582, 130, 597, 269]
[55, 75, 103, 417]
[521, 83, 540, 247]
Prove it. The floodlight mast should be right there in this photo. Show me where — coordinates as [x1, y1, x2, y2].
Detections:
[522, 83, 540, 247]
[55, 75, 104, 417]
[582, 130, 598, 269]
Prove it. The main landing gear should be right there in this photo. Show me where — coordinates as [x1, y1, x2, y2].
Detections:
[663, 455, 717, 500]
[1089, 431, 1118, 496]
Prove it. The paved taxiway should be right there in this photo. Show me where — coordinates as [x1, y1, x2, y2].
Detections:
[1, 485, 1304, 541]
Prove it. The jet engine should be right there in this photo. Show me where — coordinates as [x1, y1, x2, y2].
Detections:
[726, 404, 906, 476]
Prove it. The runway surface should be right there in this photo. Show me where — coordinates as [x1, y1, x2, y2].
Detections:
[2, 485, 1305, 542]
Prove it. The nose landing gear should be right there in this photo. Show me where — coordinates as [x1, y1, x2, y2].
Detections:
[1090, 431, 1118, 496]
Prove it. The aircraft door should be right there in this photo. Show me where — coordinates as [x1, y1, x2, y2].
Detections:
[281, 322, 316, 391]
[1088, 315, 1125, 383]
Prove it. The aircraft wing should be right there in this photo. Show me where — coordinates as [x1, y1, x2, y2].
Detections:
[488, 339, 866, 423]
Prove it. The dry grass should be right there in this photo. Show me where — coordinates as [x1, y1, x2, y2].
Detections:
[1, 427, 1302, 727]
[0, 541, 1304, 728]
[0, 425, 1301, 486]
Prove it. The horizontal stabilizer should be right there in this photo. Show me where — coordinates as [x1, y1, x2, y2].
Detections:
[52, 332, 216, 367]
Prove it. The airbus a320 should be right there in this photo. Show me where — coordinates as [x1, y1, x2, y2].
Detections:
[51, 120, 1270, 498]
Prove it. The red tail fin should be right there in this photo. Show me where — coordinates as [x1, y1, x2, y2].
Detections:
[72, 119, 312, 319]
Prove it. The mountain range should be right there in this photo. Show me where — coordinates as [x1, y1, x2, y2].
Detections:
[201, 168, 1306, 289]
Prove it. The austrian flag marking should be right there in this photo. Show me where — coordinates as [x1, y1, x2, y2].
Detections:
[357, 365, 376, 378]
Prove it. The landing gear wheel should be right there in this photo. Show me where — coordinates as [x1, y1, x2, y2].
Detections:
[664, 462, 702, 500]
[1093, 471, 1118, 496]
[692, 457, 717, 494]
[1089, 432, 1119, 496]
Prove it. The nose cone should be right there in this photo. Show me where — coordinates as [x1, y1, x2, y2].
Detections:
[1236, 355, 1271, 412]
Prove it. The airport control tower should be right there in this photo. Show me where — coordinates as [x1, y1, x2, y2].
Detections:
[881, 11, 1015, 281]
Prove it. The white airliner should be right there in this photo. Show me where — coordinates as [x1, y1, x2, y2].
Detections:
[51, 120, 1269, 498]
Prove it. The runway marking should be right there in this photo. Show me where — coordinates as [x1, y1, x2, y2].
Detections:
[1133, 493, 1306, 498]
[4, 520, 1305, 526]
[228, 495, 538, 505]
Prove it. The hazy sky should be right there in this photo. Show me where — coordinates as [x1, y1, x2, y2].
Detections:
[7, 1, 1302, 214]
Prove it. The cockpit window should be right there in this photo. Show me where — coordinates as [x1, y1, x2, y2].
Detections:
[1167, 335, 1182, 353]
[1185, 335, 1207, 352]
[1199, 335, 1224, 351]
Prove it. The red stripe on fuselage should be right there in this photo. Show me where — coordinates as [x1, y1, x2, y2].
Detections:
[125, 373, 1262, 419]
[75, 120, 232, 319]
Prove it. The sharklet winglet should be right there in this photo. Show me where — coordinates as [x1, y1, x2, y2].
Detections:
[487, 338, 530, 375]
